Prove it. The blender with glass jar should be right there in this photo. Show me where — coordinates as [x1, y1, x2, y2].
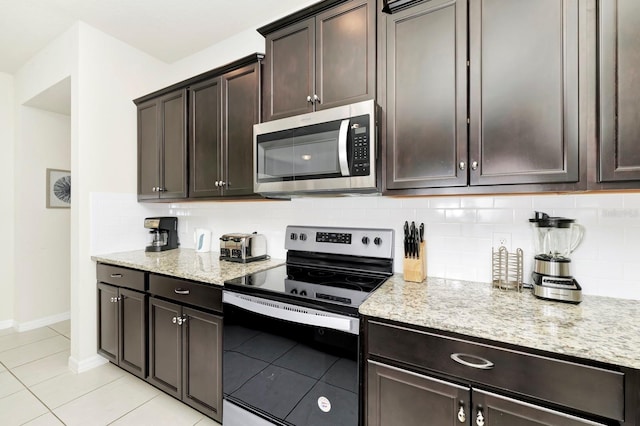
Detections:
[529, 211, 584, 303]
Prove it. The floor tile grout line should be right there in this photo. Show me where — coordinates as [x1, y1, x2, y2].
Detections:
[4, 358, 67, 425]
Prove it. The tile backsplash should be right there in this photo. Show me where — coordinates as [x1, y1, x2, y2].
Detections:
[91, 192, 640, 300]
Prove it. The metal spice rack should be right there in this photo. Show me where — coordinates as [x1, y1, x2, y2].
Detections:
[492, 246, 523, 291]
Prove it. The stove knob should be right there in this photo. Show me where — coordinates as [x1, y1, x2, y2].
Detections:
[291, 289, 298, 294]
[290, 233, 298, 241]
[362, 236, 370, 245]
[374, 237, 382, 246]
[300, 290, 307, 296]
[299, 233, 307, 241]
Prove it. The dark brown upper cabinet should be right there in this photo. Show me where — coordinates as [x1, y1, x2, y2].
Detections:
[469, 0, 581, 187]
[135, 54, 263, 202]
[383, 0, 468, 190]
[259, 0, 376, 122]
[597, 0, 640, 186]
[382, 0, 587, 195]
[137, 89, 188, 201]
[189, 62, 261, 198]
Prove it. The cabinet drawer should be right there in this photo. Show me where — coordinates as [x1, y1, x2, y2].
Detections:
[367, 320, 625, 421]
[97, 263, 146, 291]
[149, 274, 222, 313]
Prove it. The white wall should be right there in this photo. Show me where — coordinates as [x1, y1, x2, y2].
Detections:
[92, 192, 640, 300]
[0, 73, 15, 327]
[14, 107, 70, 325]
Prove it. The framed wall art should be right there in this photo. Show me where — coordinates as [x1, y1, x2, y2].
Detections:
[46, 168, 71, 208]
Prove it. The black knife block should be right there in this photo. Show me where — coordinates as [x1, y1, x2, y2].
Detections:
[403, 240, 426, 283]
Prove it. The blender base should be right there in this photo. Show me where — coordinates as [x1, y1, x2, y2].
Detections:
[532, 273, 582, 304]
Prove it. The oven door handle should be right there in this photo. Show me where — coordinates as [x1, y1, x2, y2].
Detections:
[338, 119, 351, 177]
[223, 291, 358, 334]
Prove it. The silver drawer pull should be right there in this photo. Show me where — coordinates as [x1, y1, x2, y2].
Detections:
[174, 288, 190, 295]
[110, 274, 123, 278]
[450, 353, 494, 370]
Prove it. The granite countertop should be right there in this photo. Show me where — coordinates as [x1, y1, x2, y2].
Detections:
[91, 249, 285, 285]
[360, 276, 640, 370]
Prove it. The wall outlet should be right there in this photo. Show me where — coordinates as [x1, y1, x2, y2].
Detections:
[492, 232, 512, 250]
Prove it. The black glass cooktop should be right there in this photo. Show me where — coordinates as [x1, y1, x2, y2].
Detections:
[224, 264, 388, 314]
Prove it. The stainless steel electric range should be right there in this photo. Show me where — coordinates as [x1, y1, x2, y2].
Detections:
[222, 225, 394, 426]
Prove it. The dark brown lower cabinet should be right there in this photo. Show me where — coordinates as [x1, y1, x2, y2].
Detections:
[365, 318, 629, 425]
[367, 360, 469, 425]
[97, 283, 147, 379]
[148, 296, 223, 422]
[368, 361, 605, 425]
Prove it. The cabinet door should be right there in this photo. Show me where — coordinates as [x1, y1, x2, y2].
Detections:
[222, 63, 260, 197]
[189, 77, 223, 198]
[473, 389, 605, 426]
[119, 288, 147, 379]
[599, 0, 640, 183]
[182, 307, 223, 422]
[315, 0, 375, 111]
[148, 297, 182, 399]
[469, 0, 580, 186]
[384, 0, 468, 190]
[97, 283, 119, 363]
[367, 360, 469, 426]
[137, 100, 160, 200]
[159, 90, 188, 199]
[263, 17, 315, 121]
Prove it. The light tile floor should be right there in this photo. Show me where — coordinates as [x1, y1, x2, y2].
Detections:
[0, 320, 221, 426]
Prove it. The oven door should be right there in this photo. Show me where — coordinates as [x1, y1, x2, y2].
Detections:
[222, 291, 361, 426]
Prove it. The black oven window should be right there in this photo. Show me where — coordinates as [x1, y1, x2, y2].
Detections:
[223, 304, 358, 425]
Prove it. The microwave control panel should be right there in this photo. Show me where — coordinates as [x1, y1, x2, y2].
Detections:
[350, 114, 371, 176]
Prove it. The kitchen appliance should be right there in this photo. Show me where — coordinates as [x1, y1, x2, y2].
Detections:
[219, 232, 267, 263]
[222, 225, 394, 426]
[144, 217, 179, 252]
[194, 228, 212, 253]
[253, 100, 378, 196]
[529, 211, 584, 303]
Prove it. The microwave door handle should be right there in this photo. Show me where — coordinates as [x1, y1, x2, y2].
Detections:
[338, 119, 350, 176]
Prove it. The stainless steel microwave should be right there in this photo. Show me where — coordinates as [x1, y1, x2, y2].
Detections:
[253, 100, 378, 196]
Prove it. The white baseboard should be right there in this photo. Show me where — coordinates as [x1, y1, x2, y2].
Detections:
[0, 319, 17, 331]
[15, 311, 71, 332]
[68, 354, 108, 374]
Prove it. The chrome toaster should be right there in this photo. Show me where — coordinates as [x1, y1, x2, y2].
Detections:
[219, 232, 267, 263]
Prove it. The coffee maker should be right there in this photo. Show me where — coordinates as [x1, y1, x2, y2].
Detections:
[144, 217, 179, 252]
[529, 212, 584, 303]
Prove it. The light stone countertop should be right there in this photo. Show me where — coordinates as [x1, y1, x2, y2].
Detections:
[91, 249, 285, 286]
[360, 275, 640, 370]
[91, 250, 639, 370]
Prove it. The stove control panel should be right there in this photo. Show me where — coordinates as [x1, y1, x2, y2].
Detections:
[286, 225, 394, 259]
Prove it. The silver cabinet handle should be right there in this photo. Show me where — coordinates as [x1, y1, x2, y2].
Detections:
[110, 297, 116, 303]
[110, 296, 121, 303]
[313, 94, 320, 104]
[471, 161, 479, 171]
[457, 406, 466, 423]
[177, 316, 187, 326]
[152, 187, 157, 192]
[219, 181, 226, 187]
[476, 408, 485, 426]
[450, 353, 494, 370]
[174, 289, 190, 295]
[307, 95, 313, 103]
[459, 161, 466, 171]
[214, 181, 219, 187]
[172, 316, 177, 324]
[110, 273, 122, 278]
